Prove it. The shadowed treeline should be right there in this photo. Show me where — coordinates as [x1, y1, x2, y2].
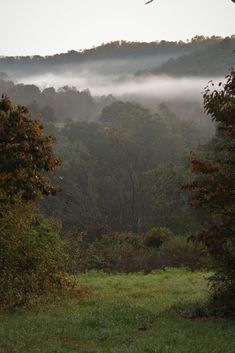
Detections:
[0, 36, 232, 80]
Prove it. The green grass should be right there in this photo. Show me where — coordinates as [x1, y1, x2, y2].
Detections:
[1, 269, 235, 353]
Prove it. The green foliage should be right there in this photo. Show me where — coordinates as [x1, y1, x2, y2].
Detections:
[144, 164, 200, 234]
[64, 232, 85, 274]
[144, 227, 173, 248]
[45, 101, 209, 235]
[0, 96, 61, 200]
[159, 236, 210, 270]
[99, 101, 152, 129]
[0, 96, 66, 309]
[66, 231, 208, 273]
[0, 198, 64, 309]
[183, 70, 235, 314]
[80, 232, 149, 273]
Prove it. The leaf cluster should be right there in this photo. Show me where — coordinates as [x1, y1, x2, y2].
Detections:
[0, 96, 61, 200]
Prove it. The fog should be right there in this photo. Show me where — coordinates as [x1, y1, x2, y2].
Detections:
[18, 72, 219, 101]
[59, 56, 178, 76]
[1, 52, 187, 79]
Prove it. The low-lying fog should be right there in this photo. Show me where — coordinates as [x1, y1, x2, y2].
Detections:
[17, 73, 221, 101]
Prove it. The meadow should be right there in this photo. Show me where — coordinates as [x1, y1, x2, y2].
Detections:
[1, 269, 235, 353]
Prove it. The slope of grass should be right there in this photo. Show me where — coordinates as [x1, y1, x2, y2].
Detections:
[1, 269, 235, 353]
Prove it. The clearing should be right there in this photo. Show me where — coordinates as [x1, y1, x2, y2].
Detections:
[1, 269, 235, 353]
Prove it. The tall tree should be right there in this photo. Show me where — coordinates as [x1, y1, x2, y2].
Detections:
[183, 70, 235, 312]
[0, 96, 64, 308]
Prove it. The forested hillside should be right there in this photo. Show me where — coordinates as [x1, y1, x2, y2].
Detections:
[142, 36, 235, 77]
[0, 36, 229, 79]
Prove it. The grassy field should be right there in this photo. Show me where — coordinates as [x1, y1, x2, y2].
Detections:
[1, 269, 235, 353]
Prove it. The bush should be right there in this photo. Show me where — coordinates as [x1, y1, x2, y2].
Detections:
[82, 232, 148, 273]
[66, 231, 210, 274]
[158, 236, 210, 271]
[0, 200, 64, 309]
[208, 275, 235, 318]
[64, 232, 85, 274]
[144, 227, 173, 248]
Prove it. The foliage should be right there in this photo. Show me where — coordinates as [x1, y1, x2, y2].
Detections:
[144, 227, 173, 248]
[0, 97, 66, 309]
[144, 164, 200, 234]
[0, 198, 64, 309]
[66, 231, 208, 273]
[64, 232, 86, 274]
[99, 101, 152, 129]
[0, 96, 61, 200]
[158, 236, 210, 270]
[44, 101, 209, 235]
[183, 70, 235, 313]
[79, 232, 149, 273]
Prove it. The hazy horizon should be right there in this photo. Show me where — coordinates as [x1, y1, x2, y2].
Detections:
[0, 0, 234, 56]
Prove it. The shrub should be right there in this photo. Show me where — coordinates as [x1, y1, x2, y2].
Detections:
[64, 232, 86, 274]
[82, 232, 148, 273]
[66, 231, 209, 274]
[0, 199, 64, 309]
[144, 227, 173, 248]
[159, 236, 210, 271]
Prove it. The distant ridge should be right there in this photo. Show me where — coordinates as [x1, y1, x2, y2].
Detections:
[0, 36, 227, 79]
[137, 36, 235, 77]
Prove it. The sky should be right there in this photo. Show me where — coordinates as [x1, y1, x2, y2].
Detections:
[0, 0, 234, 56]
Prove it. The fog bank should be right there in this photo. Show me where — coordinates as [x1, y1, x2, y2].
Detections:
[18, 73, 221, 101]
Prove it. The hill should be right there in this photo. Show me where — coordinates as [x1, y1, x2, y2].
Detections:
[139, 37, 235, 77]
[0, 37, 226, 79]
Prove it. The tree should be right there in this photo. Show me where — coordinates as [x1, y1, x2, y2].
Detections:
[0, 95, 61, 201]
[183, 70, 235, 313]
[0, 96, 64, 308]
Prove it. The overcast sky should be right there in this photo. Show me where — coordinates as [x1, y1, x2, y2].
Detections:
[0, 0, 234, 56]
